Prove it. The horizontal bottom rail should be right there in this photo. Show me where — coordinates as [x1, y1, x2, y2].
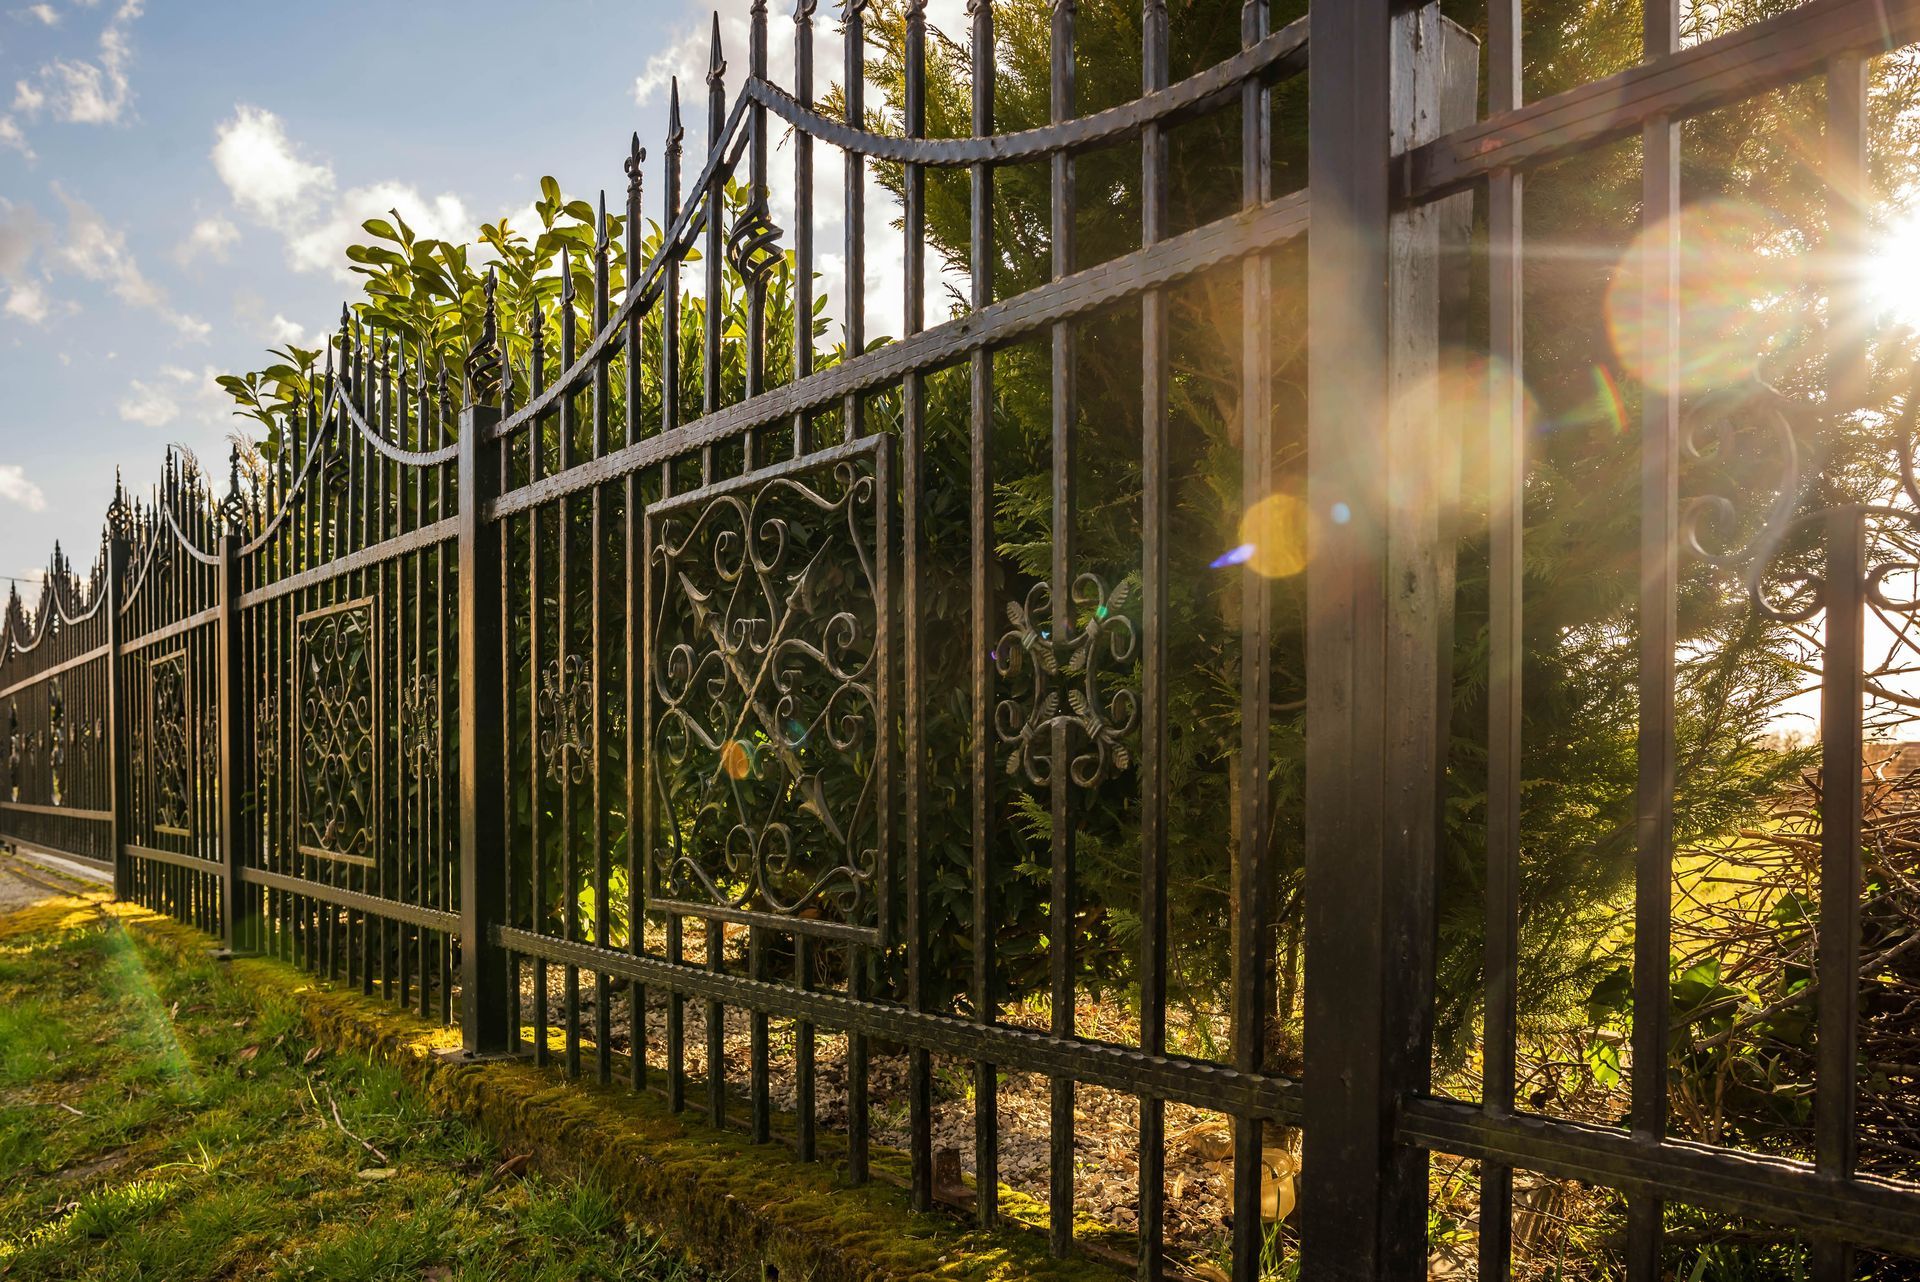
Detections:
[497, 925, 1300, 1121]
[241, 865, 460, 934]
[124, 843, 219, 874]
[0, 801, 112, 822]
[1400, 1096, 1920, 1255]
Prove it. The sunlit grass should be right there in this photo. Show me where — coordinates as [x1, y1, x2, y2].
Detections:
[0, 898, 702, 1282]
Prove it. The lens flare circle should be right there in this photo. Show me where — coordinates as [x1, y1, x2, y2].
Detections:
[1605, 198, 1801, 397]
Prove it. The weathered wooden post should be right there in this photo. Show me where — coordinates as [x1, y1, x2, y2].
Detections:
[1299, 5, 1478, 1279]
[457, 273, 511, 1057]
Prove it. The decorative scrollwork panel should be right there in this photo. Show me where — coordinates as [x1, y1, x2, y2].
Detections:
[297, 600, 377, 866]
[644, 435, 894, 941]
[149, 653, 191, 835]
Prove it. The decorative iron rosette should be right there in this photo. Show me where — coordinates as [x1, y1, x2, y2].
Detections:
[995, 573, 1139, 789]
[537, 656, 591, 785]
[399, 674, 441, 776]
[644, 435, 893, 941]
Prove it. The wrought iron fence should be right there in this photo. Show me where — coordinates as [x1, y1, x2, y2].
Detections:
[8, 0, 1920, 1277]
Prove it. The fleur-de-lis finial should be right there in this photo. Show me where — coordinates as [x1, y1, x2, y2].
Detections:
[796, 0, 817, 20]
[625, 133, 646, 200]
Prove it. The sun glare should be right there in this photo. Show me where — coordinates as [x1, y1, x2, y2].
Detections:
[1868, 210, 1920, 332]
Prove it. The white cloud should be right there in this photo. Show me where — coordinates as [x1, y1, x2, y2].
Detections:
[0, 115, 32, 159]
[211, 104, 331, 223]
[212, 105, 468, 282]
[9, 0, 141, 138]
[173, 214, 237, 266]
[51, 185, 207, 339]
[0, 198, 47, 280]
[285, 181, 469, 278]
[267, 312, 322, 349]
[4, 280, 48, 323]
[17, 4, 60, 25]
[0, 465, 46, 512]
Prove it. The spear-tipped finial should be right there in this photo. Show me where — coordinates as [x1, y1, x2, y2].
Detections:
[667, 77, 685, 151]
[708, 14, 726, 84]
[596, 190, 610, 256]
[561, 246, 576, 304]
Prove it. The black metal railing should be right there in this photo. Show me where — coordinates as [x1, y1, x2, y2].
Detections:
[6, 1, 1920, 1278]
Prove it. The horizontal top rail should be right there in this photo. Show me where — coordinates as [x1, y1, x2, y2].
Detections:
[490, 192, 1308, 519]
[752, 16, 1307, 167]
[1400, 0, 1920, 204]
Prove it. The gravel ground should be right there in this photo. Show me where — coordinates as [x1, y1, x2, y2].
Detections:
[0, 848, 105, 915]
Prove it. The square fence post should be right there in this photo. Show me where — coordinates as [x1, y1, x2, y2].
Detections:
[1300, 5, 1477, 1279]
[457, 404, 511, 1055]
[105, 530, 129, 902]
[216, 530, 250, 953]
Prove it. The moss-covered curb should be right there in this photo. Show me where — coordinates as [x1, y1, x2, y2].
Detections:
[95, 901, 1125, 1282]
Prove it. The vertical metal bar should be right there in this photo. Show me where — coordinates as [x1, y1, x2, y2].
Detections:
[1482, 0, 1524, 1276]
[666, 80, 685, 436]
[1231, 0, 1274, 1274]
[747, 0, 773, 1145]
[968, 0, 999, 1230]
[1814, 507, 1865, 1282]
[1813, 62, 1870, 1279]
[458, 371, 511, 1056]
[1047, 0, 1078, 1258]
[1629, 3, 1680, 1274]
[843, 0, 867, 443]
[559, 252, 583, 1082]
[1828, 56, 1871, 420]
[105, 490, 129, 902]
[529, 295, 550, 1068]
[1137, 0, 1170, 1273]
[706, 16, 727, 426]
[216, 516, 247, 955]
[626, 132, 650, 1092]
[594, 196, 614, 1087]
[794, 0, 816, 455]
[793, 0, 822, 1160]
[902, 0, 932, 1215]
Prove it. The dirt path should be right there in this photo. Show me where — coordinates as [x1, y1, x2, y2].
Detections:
[0, 848, 105, 916]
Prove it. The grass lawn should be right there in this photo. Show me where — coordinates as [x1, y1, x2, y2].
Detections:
[0, 894, 699, 1281]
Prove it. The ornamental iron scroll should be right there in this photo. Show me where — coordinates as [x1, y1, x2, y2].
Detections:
[399, 675, 441, 776]
[5, 700, 17, 804]
[995, 575, 1139, 789]
[644, 435, 893, 942]
[297, 600, 377, 866]
[149, 653, 191, 835]
[47, 677, 64, 807]
[537, 656, 591, 785]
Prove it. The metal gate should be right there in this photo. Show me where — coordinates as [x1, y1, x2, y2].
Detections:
[5, 0, 1920, 1277]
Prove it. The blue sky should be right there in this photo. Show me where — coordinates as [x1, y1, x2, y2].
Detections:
[0, 0, 768, 590]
